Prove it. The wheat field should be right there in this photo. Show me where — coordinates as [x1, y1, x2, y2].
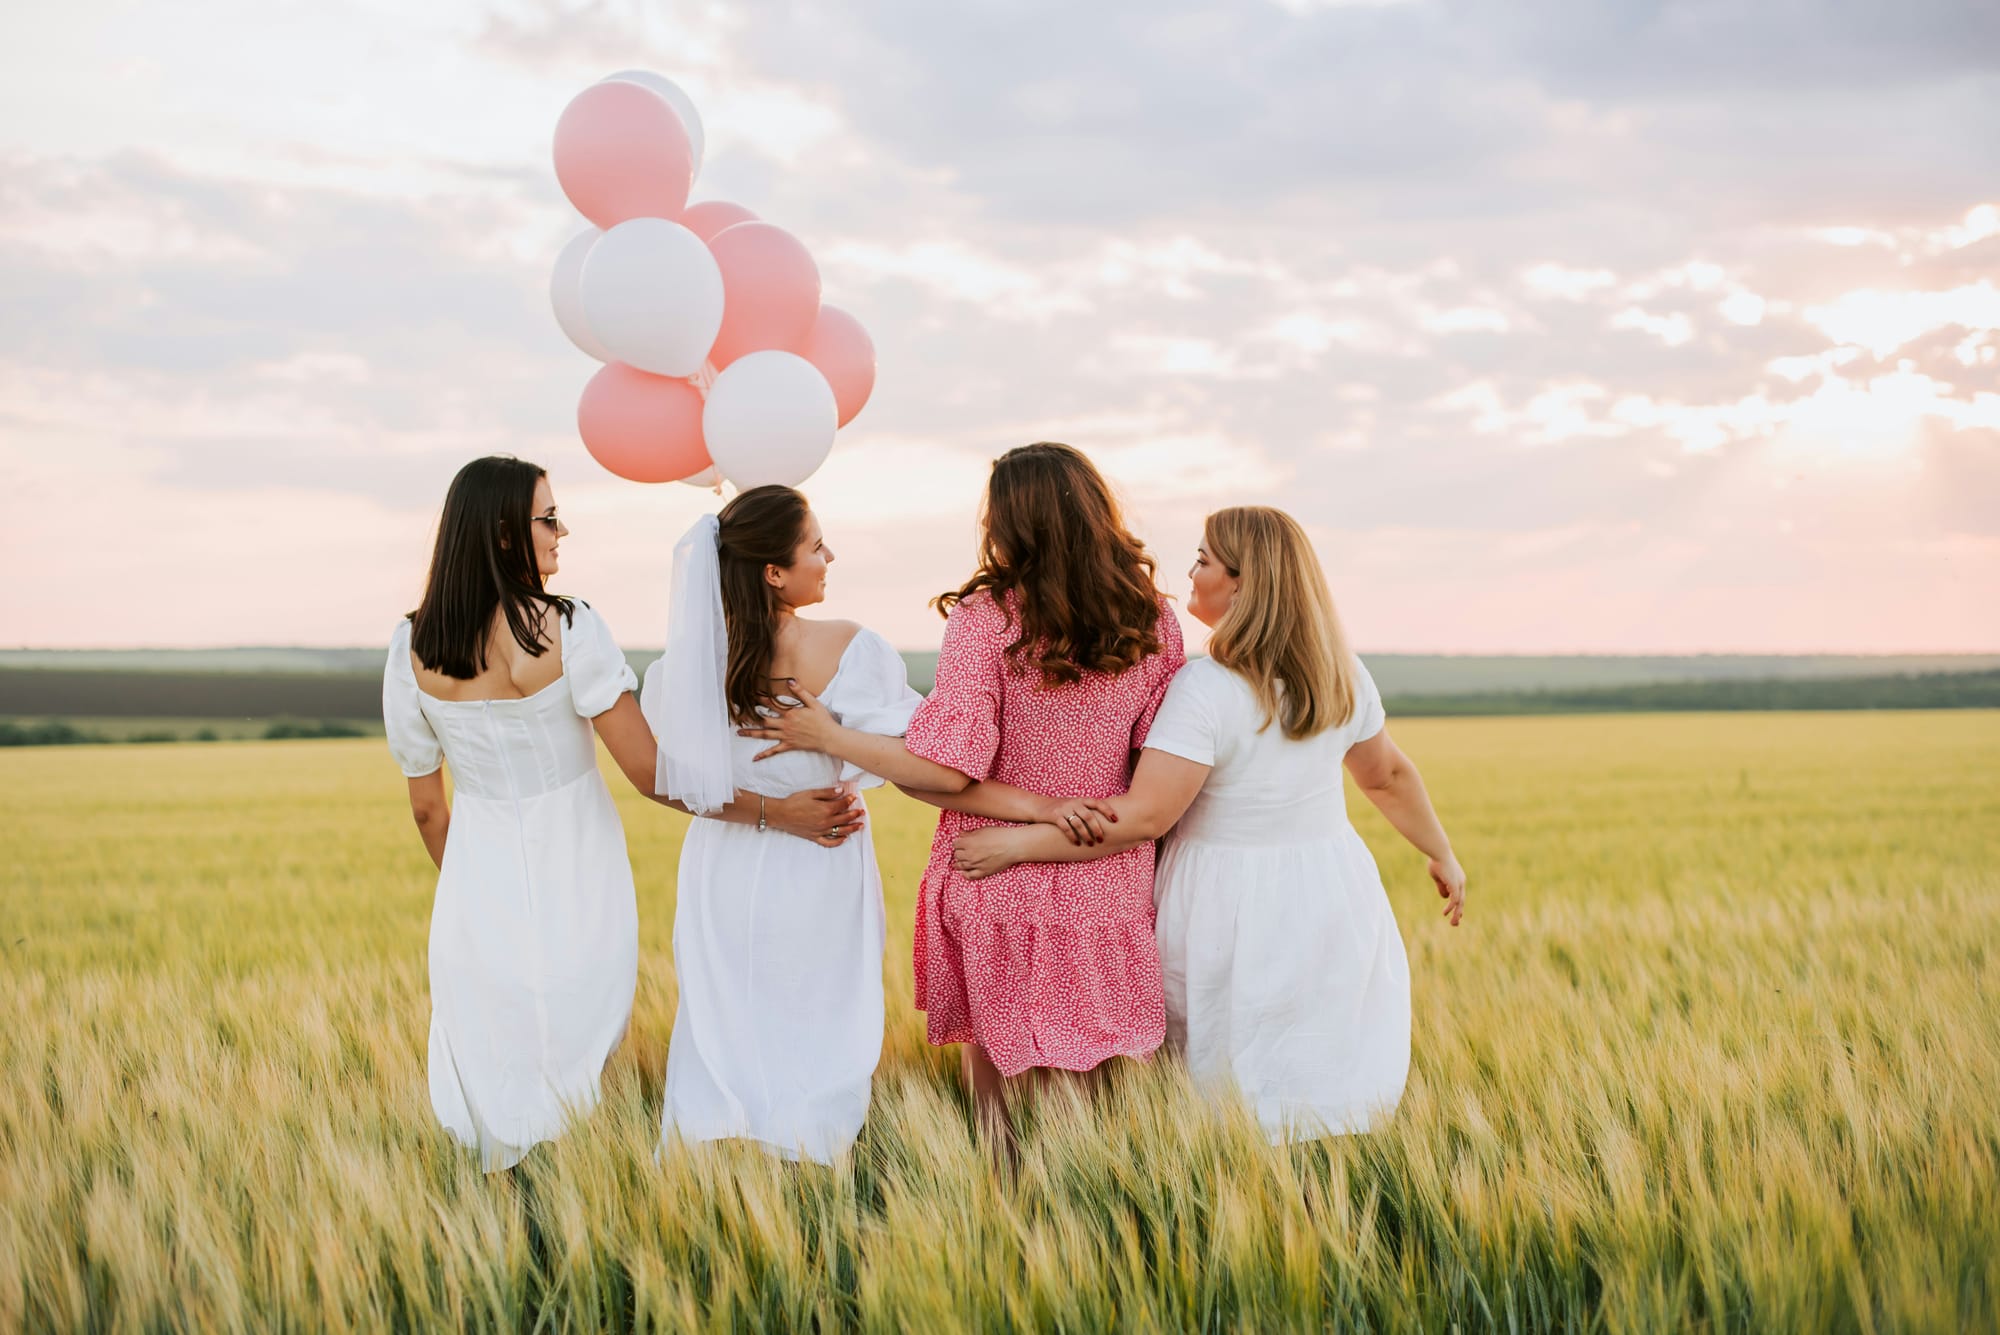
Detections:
[2, 712, 1996, 1332]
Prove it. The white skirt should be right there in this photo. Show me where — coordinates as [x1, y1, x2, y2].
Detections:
[1154, 826, 1410, 1143]
[427, 774, 639, 1170]
[661, 806, 887, 1164]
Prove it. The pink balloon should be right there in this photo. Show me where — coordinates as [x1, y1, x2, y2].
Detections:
[553, 82, 693, 229]
[577, 363, 711, 483]
[801, 305, 876, 427]
[707, 221, 821, 368]
[680, 200, 759, 243]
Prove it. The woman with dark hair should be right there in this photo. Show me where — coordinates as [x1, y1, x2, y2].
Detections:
[740, 443, 1185, 1153]
[384, 457, 862, 1170]
[643, 485, 950, 1163]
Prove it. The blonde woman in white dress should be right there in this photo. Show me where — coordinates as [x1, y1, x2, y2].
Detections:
[950, 505, 1467, 1142]
[645, 484, 951, 1164]
[384, 457, 871, 1170]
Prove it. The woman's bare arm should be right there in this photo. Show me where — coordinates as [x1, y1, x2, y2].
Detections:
[1343, 728, 1466, 926]
[592, 691, 863, 847]
[894, 778, 1114, 837]
[949, 750, 1212, 880]
[406, 770, 450, 869]
[593, 694, 675, 802]
[735, 681, 974, 793]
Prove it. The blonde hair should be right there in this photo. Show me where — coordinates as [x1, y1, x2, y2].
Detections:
[1202, 506, 1356, 740]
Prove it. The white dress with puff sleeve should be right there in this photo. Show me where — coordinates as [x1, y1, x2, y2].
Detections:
[642, 627, 922, 1164]
[1144, 655, 1411, 1144]
[382, 601, 640, 1170]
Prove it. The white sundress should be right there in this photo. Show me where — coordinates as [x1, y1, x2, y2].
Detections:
[642, 627, 922, 1164]
[1143, 655, 1411, 1143]
[382, 601, 640, 1170]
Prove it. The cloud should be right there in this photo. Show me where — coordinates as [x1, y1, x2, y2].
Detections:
[1610, 306, 1695, 347]
[3, 1, 1998, 650]
[1803, 281, 2000, 358]
[1523, 263, 1618, 300]
[1421, 306, 1514, 335]
[818, 239, 1092, 320]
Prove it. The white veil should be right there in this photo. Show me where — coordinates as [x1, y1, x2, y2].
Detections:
[644, 513, 736, 814]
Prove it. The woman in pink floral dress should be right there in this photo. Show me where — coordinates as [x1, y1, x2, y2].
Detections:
[739, 442, 1184, 1145]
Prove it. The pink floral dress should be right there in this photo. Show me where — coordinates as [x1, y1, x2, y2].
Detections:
[905, 591, 1186, 1075]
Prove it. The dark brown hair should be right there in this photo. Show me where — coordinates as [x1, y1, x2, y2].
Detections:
[409, 456, 571, 679]
[934, 442, 1161, 686]
[718, 484, 812, 724]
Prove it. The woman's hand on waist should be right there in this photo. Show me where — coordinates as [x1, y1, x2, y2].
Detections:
[1035, 795, 1118, 846]
[952, 826, 1033, 880]
[764, 786, 865, 848]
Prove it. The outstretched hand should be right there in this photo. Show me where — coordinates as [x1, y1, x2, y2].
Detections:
[737, 679, 841, 760]
[1430, 853, 1467, 927]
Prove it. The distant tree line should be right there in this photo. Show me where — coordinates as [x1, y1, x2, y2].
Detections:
[0, 670, 381, 719]
[0, 720, 366, 747]
[3, 667, 1997, 746]
[1387, 669, 2000, 716]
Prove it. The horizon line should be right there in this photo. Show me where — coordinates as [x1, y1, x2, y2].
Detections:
[6, 646, 2000, 660]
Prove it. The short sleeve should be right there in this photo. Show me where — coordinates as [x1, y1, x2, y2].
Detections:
[1349, 654, 1386, 741]
[828, 628, 924, 738]
[1129, 599, 1189, 751]
[826, 628, 926, 788]
[564, 601, 638, 719]
[904, 598, 1004, 782]
[383, 620, 443, 778]
[1141, 661, 1223, 767]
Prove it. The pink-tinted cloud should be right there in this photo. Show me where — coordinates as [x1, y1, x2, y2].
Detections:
[1, 0, 1997, 653]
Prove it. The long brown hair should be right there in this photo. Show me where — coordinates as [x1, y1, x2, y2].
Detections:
[717, 484, 811, 724]
[934, 442, 1161, 686]
[408, 455, 572, 679]
[1202, 506, 1356, 740]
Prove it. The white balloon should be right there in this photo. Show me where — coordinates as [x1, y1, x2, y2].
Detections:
[601, 70, 705, 181]
[677, 465, 722, 489]
[579, 218, 724, 378]
[703, 351, 838, 488]
[550, 229, 612, 362]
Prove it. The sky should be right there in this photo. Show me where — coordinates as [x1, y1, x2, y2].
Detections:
[2, 0, 1997, 654]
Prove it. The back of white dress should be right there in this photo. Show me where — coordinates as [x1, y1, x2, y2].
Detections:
[1143, 655, 1411, 1143]
[642, 627, 923, 1163]
[382, 602, 639, 1170]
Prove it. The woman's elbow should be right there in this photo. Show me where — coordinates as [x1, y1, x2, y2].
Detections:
[1361, 761, 1410, 794]
[411, 802, 448, 831]
[910, 763, 972, 794]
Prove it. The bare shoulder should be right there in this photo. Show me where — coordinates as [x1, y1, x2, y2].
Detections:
[798, 617, 863, 654]
[780, 617, 864, 693]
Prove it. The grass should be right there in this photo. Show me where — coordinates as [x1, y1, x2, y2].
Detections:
[1, 712, 1996, 1331]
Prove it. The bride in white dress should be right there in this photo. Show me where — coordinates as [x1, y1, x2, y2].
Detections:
[645, 485, 930, 1164]
[384, 457, 869, 1170]
[948, 506, 1468, 1143]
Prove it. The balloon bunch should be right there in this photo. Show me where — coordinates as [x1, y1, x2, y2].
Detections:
[550, 72, 876, 489]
